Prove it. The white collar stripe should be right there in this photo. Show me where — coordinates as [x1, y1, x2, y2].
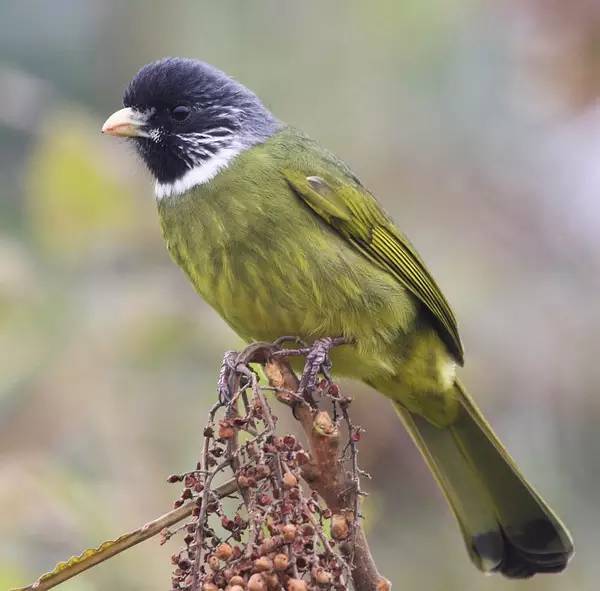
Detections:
[155, 144, 243, 199]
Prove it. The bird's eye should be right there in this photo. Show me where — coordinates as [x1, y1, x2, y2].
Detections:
[171, 105, 191, 121]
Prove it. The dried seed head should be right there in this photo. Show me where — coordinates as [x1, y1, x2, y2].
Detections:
[282, 524, 297, 542]
[218, 420, 236, 440]
[330, 513, 349, 540]
[327, 383, 340, 397]
[255, 464, 271, 478]
[303, 539, 314, 552]
[257, 493, 272, 506]
[283, 435, 296, 449]
[253, 557, 273, 572]
[262, 572, 279, 590]
[184, 474, 197, 488]
[262, 442, 277, 454]
[167, 474, 183, 483]
[248, 573, 267, 591]
[376, 578, 392, 591]
[215, 543, 234, 561]
[282, 472, 298, 489]
[301, 524, 315, 537]
[237, 474, 251, 488]
[234, 514, 247, 528]
[273, 553, 289, 571]
[312, 567, 333, 584]
[295, 556, 307, 570]
[247, 442, 259, 458]
[231, 545, 243, 560]
[168, 348, 364, 591]
[287, 579, 308, 591]
[259, 535, 281, 555]
[208, 554, 220, 570]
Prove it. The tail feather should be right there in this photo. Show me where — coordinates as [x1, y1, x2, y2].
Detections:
[394, 381, 573, 578]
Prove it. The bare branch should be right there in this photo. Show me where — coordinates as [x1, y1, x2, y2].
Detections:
[11, 479, 238, 591]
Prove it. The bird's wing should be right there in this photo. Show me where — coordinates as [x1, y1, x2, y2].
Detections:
[283, 168, 464, 364]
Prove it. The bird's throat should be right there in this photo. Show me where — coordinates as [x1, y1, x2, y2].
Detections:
[155, 143, 245, 200]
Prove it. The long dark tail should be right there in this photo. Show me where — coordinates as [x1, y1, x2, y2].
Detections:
[394, 381, 573, 578]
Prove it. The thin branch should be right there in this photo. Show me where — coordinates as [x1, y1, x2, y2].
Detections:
[11, 479, 238, 591]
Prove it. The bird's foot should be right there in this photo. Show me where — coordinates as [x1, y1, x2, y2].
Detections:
[298, 337, 336, 398]
[217, 342, 275, 405]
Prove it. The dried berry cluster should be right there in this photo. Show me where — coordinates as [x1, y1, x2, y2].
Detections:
[160, 349, 362, 591]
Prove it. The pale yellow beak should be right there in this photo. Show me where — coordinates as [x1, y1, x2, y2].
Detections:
[101, 107, 150, 138]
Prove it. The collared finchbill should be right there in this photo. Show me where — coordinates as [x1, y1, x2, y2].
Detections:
[101, 107, 150, 138]
[100, 58, 574, 578]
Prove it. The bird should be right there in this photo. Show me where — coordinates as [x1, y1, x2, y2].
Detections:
[102, 57, 573, 578]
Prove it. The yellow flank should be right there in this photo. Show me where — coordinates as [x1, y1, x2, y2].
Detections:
[367, 329, 460, 427]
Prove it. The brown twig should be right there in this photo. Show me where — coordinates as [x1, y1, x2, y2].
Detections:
[11, 479, 239, 591]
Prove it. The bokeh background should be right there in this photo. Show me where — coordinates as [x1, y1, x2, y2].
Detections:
[1, 1, 599, 590]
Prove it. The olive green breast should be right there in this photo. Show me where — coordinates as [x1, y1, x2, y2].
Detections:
[156, 128, 429, 382]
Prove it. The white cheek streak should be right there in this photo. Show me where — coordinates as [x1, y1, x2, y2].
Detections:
[154, 144, 243, 200]
[149, 128, 163, 142]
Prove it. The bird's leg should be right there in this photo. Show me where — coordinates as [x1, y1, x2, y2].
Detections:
[217, 350, 238, 404]
[298, 337, 337, 398]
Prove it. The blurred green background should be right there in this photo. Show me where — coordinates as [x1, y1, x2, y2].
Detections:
[1, 1, 599, 590]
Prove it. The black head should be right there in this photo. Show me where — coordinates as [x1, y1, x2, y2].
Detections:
[103, 58, 278, 186]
